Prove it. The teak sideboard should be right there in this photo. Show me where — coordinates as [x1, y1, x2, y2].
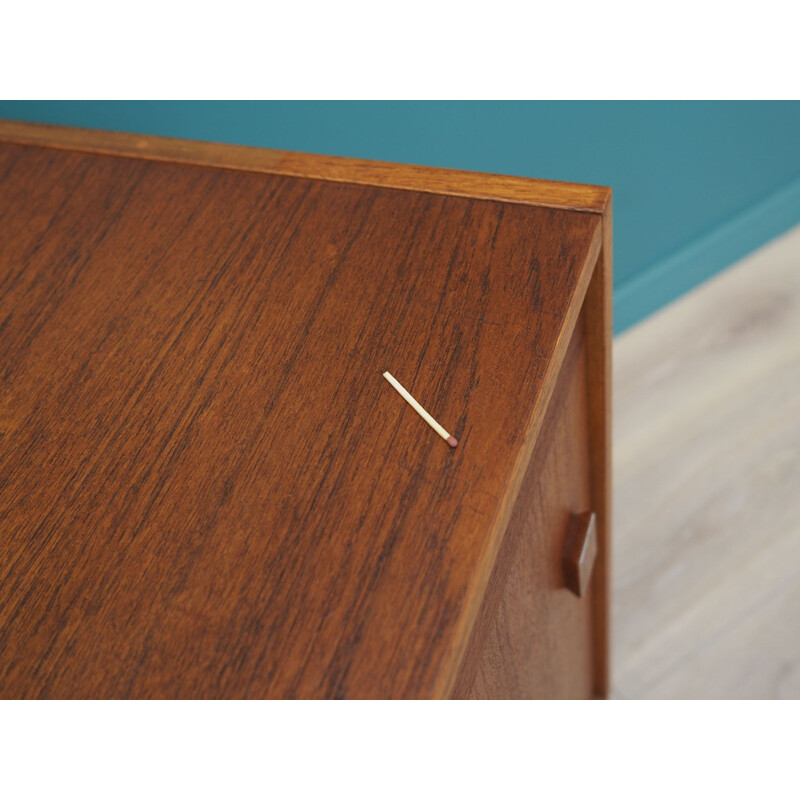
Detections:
[0, 121, 612, 699]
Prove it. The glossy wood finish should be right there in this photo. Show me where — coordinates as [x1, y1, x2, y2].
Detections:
[586, 200, 613, 697]
[452, 318, 595, 699]
[0, 123, 611, 698]
[0, 119, 611, 213]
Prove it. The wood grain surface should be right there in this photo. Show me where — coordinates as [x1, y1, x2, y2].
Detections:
[452, 316, 597, 698]
[585, 200, 613, 696]
[0, 119, 611, 213]
[0, 131, 606, 698]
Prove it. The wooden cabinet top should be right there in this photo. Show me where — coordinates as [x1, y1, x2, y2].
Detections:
[0, 121, 610, 698]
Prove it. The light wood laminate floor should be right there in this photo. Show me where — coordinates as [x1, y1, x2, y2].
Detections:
[612, 224, 800, 699]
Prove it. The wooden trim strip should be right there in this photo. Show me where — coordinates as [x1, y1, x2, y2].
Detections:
[584, 200, 613, 698]
[0, 119, 611, 214]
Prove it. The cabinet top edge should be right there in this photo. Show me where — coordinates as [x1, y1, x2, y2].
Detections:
[0, 118, 612, 215]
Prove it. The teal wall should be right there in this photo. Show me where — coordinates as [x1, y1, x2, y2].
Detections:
[2, 101, 799, 332]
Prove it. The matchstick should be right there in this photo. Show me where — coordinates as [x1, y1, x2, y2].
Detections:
[382, 371, 458, 448]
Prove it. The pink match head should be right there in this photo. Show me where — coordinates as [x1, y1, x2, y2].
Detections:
[447, 435, 458, 448]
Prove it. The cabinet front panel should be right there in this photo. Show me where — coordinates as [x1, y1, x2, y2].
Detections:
[454, 311, 596, 699]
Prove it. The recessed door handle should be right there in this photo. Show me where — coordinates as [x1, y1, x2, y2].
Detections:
[562, 511, 598, 597]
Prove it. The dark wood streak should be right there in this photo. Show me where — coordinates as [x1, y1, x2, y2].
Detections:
[0, 131, 609, 698]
